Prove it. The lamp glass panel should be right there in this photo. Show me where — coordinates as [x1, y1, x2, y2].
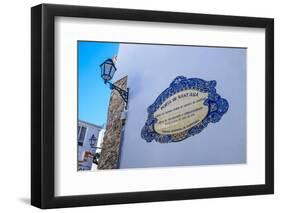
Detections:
[104, 63, 112, 75]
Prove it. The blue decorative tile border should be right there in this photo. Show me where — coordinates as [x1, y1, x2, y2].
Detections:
[141, 76, 229, 143]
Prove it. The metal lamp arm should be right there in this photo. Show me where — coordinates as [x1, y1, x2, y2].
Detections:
[107, 82, 129, 107]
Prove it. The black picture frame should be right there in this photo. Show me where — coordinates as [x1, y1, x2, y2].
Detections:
[31, 3, 274, 209]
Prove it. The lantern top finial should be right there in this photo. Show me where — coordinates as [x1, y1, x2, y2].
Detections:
[112, 55, 117, 64]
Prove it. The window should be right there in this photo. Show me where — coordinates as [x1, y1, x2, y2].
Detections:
[77, 126, 81, 136]
[78, 126, 87, 146]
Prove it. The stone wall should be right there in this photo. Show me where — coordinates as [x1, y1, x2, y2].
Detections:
[98, 76, 127, 169]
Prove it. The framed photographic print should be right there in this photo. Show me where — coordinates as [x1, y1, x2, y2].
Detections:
[31, 3, 274, 209]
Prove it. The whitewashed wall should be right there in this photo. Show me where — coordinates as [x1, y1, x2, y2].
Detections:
[113, 43, 246, 169]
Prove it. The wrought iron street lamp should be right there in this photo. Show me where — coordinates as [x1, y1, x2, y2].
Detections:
[100, 57, 129, 109]
[89, 134, 98, 148]
[89, 134, 103, 150]
[100, 58, 117, 83]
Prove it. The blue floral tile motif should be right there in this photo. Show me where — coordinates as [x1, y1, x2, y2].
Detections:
[141, 76, 229, 143]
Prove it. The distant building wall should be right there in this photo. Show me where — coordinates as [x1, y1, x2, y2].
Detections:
[77, 120, 103, 171]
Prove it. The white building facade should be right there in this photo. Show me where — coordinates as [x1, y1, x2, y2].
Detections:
[77, 120, 104, 171]
[112, 43, 247, 169]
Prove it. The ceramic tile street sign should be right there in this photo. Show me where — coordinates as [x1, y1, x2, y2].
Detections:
[141, 76, 229, 143]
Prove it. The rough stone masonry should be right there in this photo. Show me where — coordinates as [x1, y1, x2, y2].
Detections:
[98, 76, 128, 169]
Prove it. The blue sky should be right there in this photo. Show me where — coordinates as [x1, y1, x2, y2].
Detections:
[78, 41, 119, 126]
